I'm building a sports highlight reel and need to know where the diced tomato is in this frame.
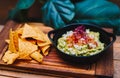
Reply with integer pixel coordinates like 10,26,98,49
66,27,98,48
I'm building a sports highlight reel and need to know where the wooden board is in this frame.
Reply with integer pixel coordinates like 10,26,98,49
0,20,113,77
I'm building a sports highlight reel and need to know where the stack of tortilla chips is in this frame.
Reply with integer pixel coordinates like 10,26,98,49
2,23,51,64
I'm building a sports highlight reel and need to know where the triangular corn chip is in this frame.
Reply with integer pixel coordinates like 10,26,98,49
2,50,19,64
3,23,52,64
13,30,19,51
37,34,51,47
8,29,17,52
26,38,36,44
18,52,32,60
18,38,38,60
41,45,50,56
15,27,23,35
21,23,45,41
28,23,54,33
30,50,43,63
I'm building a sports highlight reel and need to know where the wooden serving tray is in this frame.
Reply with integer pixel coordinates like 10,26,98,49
0,20,113,78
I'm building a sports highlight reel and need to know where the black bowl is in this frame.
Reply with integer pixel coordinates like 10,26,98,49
48,23,116,64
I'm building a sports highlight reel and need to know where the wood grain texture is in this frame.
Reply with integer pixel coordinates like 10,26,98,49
95,46,113,77
0,20,113,77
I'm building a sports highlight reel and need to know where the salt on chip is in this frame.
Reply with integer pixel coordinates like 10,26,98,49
21,23,45,41
18,38,38,60
30,50,43,63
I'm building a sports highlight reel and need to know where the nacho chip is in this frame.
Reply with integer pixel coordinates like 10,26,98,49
2,50,19,64
26,38,36,44
41,45,50,56
18,38,38,60
13,30,19,51
8,29,17,52
28,23,54,34
37,34,51,47
44,34,51,44
18,38,38,52
18,52,32,60
3,23,52,64
30,50,43,63
2,50,12,62
15,27,23,35
21,23,45,41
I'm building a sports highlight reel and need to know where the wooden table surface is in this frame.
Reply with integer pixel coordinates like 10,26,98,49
0,20,120,78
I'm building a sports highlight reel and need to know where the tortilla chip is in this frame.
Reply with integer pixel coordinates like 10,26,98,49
18,38,38,60
37,34,51,47
18,38,38,52
8,29,17,53
44,34,51,44
26,38,36,44
13,31,19,51
28,23,54,33
37,41,50,47
18,52,32,60
21,23,45,41
3,23,52,64
32,26,46,37
30,50,43,63
41,45,50,56
15,27,23,35
2,50,19,64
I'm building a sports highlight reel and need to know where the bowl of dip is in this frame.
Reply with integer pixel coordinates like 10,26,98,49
48,23,116,64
